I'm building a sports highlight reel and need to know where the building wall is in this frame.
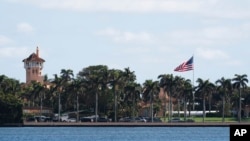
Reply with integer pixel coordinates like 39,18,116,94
26,67,43,84
23,107,53,115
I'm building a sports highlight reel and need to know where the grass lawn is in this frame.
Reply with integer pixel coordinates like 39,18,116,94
193,117,250,122
192,117,237,122
161,117,250,123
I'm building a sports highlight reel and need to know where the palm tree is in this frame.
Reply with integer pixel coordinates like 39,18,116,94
196,78,215,122
158,74,175,121
173,76,186,119
123,82,141,120
108,69,124,122
37,83,46,117
60,69,74,83
123,67,136,83
0,75,8,92
232,74,248,122
77,65,109,122
60,69,74,112
173,77,192,120
142,80,159,122
182,79,193,120
215,77,232,122
158,74,168,122
67,78,88,122
51,74,63,120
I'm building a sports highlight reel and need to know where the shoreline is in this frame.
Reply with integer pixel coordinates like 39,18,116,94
2,122,250,127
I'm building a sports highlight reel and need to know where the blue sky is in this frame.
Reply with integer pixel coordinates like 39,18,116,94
0,0,250,85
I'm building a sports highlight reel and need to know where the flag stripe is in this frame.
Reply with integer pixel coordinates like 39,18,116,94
174,56,194,72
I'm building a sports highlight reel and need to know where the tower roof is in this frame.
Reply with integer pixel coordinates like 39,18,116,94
23,52,45,62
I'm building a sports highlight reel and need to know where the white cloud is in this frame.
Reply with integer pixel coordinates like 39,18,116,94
196,48,229,60
17,22,35,34
9,0,201,12
200,0,250,19
7,0,250,19
165,29,216,46
96,28,154,43
225,60,243,67
0,35,13,46
203,27,244,40
165,24,250,46
0,47,29,58
96,24,250,48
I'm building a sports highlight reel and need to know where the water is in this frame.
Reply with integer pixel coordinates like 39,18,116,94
0,127,229,141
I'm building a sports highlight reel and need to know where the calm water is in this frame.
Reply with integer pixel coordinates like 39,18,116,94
0,127,229,141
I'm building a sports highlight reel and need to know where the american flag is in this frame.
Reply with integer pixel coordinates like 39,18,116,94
174,56,194,72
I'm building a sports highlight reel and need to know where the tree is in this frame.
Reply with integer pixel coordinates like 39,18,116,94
32,81,47,116
215,77,232,122
142,80,160,122
66,78,87,122
158,74,175,121
172,76,186,118
232,74,248,122
173,77,192,120
196,78,215,122
0,75,22,124
50,74,63,120
60,69,74,111
123,82,141,120
60,69,74,83
182,79,193,120
158,74,169,122
77,65,109,122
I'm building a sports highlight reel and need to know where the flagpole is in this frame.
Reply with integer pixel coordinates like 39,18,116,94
174,55,195,112
192,67,195,111
192,55,195,111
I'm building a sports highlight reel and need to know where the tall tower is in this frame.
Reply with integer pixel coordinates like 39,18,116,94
23,47,45,84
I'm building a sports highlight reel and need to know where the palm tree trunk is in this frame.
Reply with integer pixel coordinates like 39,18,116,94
203,96,205,123
95,91,98,122
178,99,180,118
28,100,31,107
209,95,211,113
114,90,117,122
192,91,195,111
77,94,79,122
168,92,171,121
184,97,187,121
132,95,135,121
150,93,153,122
239,89,241,123
188,100,191,117
40,96,43,117
170,92,172,121
164,91,167,122
32,98,35,107
58,92,61,122
222,96,225,122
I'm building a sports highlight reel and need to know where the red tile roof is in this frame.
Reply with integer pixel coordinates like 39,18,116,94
23,53,45,62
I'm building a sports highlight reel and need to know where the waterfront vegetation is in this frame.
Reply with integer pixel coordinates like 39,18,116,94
0,65,250,124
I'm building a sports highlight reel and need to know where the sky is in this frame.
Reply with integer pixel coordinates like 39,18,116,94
0,0,250,85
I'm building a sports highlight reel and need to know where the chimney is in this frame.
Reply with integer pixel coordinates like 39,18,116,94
36,46,39,57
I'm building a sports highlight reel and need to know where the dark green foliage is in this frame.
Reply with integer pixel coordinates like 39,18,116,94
0,93,23,124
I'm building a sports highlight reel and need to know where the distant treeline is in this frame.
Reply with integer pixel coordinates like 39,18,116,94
0,65,250,124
